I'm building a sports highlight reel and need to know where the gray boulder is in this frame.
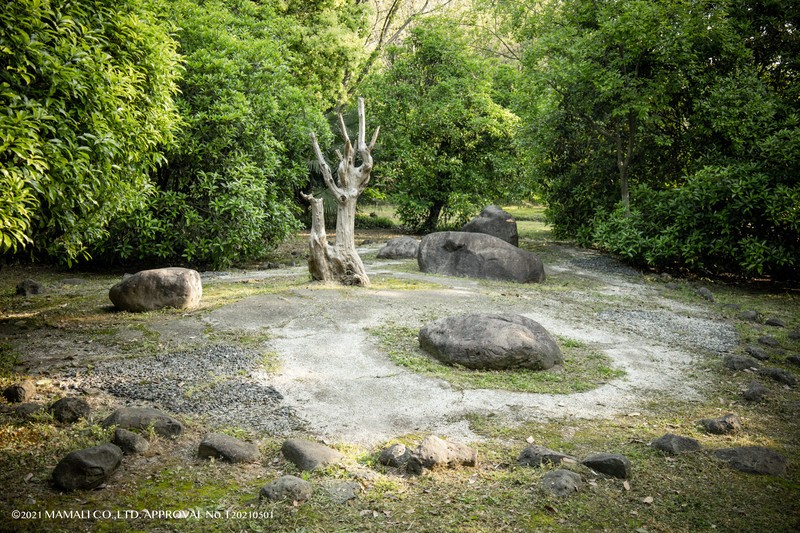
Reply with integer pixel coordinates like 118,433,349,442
714,446,787,476
198,433,259,463
743,381,770,402
14,402,45,420
281,439,343,471
765,317,786,328
377,237,419,259
16,279,42,296
407,435,477,475
541,469,583,497
740,310,760,322
113,428,150,455
3,380,36,403
758,336,780,347
699,413,742,435
581,453,631,479
52,443,123,491
326,481,361,504
379,443,411,468
695,287,714,302
724,355,759,371
745,346,770,361
102,407,184,438
50,397,91,423
259,475,312,502
418,231,545,283
517,445,576,467
419,313,562,371
650,433,701,454
109,267,202,312
759,367,797,386
460,205,519,246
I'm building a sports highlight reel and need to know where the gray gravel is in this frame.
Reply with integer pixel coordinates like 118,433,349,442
67,345,300,434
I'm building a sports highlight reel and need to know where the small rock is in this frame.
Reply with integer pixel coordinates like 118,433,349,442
16,279,42,296
724,355,759,371
14,402,45,420
52,444,123,491
743,381,770,402
739,310,760,322
745,346,770,361
102,407,183,438
787,355,800,366
764,318,786,328
376,236,419,259
259,475,312,502
664,282,680,290
713,446,787,476
326,481,361,504
50,397,91,423
407,435,478,475
699,413,742,434
541,469,583,497
3,380,36,403
650,433,701,454
198,433,259,463
60,278,86,286
581,453,631,479
695,287,714,302
113,428,150,455
281,439,342,471
517,445,576,466
788,329,800,341
758,336,780,348
379,444,411,468
759,367,797,386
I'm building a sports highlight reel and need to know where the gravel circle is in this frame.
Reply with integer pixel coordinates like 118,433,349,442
66,345,299,434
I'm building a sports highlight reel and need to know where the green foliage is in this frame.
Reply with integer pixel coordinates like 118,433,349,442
98,0,365,268
362,17,524,232
0,0,181,263
514,0,800,278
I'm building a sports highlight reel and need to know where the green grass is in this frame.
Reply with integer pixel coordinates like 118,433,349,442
368,323,624,394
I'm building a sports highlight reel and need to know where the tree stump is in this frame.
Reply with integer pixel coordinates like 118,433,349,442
304,98,379,286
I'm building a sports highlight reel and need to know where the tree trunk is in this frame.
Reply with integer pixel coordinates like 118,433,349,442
304,97,380,286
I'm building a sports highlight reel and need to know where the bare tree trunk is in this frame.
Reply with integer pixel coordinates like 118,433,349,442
304,97,380,286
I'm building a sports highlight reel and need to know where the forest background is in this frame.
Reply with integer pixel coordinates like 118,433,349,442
1,0,797,278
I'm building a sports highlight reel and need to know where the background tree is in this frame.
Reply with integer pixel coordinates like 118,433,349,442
0,0,180,263
363,16,522,232
97,0,367,268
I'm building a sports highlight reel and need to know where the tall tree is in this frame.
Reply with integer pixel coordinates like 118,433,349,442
363,17,521,232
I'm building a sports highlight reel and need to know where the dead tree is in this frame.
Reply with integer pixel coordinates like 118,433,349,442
303,97,380,286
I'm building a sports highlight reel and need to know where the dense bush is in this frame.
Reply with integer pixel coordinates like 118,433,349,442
0,0,180,263
97,0,364,268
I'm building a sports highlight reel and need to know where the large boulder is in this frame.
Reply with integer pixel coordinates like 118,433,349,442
109,267,202,312
419,313,562,371
198,433,260,463
417,232,544,283
406,435,477,475
52,444,122,491
281,439,343,471
377,236,419,259
460,205,518,246
102,407,184,438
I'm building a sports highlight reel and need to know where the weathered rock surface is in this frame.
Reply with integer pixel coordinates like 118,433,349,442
419,313,562,371
50,397,91,423
376,236,419,259
16,279,42,296
541,469,583,497
745,346,770,361
695,287,714,302
113,428,150,455
765,318,786,328
3,380,36,403
743,381,770,402
259,475,312,502
758,336,780,348
759,367,797,386
326,481,361,504
14,402,44,420
52,444,123,491
699,413,742,435
724,355,759,371
407,435,477,475
417,231,545,283
109,267,202,312
281,439,342,471
739,310,760,322
460,205,519,246
198,433,259,463
713,446,787,476
102,407,184,438
650,433,701,454
379,443,411,468
581,453,631,479
517,445,576,466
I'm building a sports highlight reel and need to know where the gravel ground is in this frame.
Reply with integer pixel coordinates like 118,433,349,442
59,242,738,446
